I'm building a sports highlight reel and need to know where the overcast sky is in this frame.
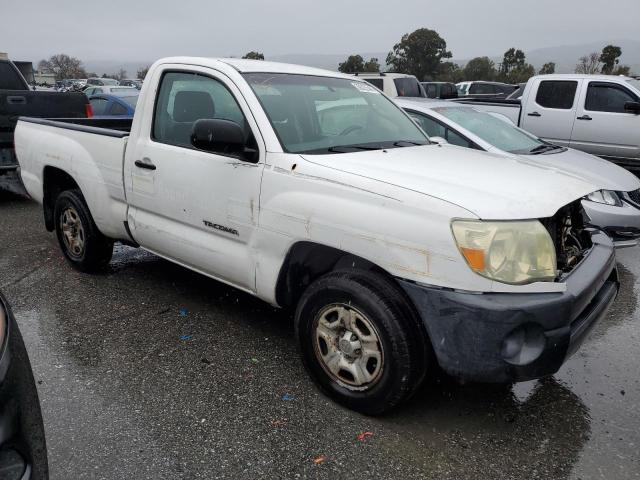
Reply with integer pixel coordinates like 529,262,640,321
2,0,638,63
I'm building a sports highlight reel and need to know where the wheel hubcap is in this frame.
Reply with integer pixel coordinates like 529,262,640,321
313,304,384,390
60,207,85,258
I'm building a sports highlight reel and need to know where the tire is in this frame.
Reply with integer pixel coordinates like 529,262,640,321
53,189,113,272
295,269,431,415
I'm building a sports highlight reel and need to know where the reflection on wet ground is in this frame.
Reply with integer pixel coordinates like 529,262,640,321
1,192,639,479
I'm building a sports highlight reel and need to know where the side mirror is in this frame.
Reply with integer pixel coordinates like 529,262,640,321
624,101,640,114
430,136,448,145
191,118,256,161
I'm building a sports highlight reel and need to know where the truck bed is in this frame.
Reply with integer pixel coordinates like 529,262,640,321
15,117,131,240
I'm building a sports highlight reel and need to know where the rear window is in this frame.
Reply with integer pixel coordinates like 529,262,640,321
0,62,27,90
393,78,423,97
535,81,578,109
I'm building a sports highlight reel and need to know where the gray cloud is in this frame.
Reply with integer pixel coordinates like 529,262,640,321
2,0,638,66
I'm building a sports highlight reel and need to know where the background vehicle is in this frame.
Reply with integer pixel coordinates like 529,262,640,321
353,72,426,97
86,77,119,86
88,93,137,118
119,79,142,89
456,81,518,98
421,81,458,99
0,292,49,480
83,85,138,96
0,58,90,194
506,82,526,100
399,98,640,246
15,57,620,414
454,74,640,173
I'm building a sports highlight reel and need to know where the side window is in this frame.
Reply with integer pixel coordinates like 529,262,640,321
364,78,384,90
535,81,578,109
89,98,109,115
446,129,472,148
109,101,128,116
408,112,446,137
585,82,638,113
153,71,249,148
426,84,437,98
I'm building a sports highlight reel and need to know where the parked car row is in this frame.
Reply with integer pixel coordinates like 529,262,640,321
454,74,640,172
13,56,631,415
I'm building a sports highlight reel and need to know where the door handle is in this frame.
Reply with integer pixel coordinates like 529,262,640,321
577,115,592,121
527,111,541,117
134,159,156,170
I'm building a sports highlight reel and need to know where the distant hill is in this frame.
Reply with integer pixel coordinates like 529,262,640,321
81,39,640,77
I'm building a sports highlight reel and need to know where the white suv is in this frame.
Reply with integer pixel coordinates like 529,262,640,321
352,72,425,98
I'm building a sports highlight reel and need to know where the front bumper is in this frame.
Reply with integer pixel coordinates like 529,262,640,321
398,231,619,383
582,199,640,246
0,294,48,479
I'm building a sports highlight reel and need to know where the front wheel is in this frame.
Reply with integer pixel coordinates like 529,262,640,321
54,189,114,272
295,269,431,415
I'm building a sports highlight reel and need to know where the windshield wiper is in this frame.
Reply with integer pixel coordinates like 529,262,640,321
327,144,385,153
529,144,562,154
393,140,426,147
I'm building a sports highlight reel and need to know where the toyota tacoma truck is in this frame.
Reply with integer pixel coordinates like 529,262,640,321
1,57,90,194
14,58,619,414
454,74,640,173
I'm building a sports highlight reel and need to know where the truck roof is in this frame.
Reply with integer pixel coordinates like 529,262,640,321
533,73,634,82
156,56,355,80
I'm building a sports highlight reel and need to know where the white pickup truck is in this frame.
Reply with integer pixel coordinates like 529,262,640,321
15,58,619,414
455,74,640,172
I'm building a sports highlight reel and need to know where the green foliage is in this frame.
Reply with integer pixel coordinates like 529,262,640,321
539,62,556,75
242,51,265,60
497,48,535,83
463,57,496,81
436,62,465,83
386,28,452,81
338,55,380,73
600,45,622,74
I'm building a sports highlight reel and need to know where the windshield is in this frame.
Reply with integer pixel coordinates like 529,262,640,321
433,106,545,154
101,78,119,86
243,73,428,154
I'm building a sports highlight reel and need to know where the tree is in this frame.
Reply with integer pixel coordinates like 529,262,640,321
137,65,150,80
242,51,265,60
436,62,464,83
386,28,452,81
539,62,556,75
37,54,87,80
613,65,631,76
338,55,379,73
463,57,496,81
497,48,535,83
600,45,622,74
575,52,601,74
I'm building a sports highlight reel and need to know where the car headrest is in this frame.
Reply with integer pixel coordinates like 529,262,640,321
173,91,215,122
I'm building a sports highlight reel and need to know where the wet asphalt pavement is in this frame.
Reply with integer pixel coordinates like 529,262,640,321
0,191,638,480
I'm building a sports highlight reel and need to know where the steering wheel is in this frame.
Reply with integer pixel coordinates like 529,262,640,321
339,125,364,136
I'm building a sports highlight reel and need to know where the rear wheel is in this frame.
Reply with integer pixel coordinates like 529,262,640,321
54,189,113,272
295,269,431,415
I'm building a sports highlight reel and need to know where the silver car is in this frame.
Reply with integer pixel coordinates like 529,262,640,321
397,98,640,247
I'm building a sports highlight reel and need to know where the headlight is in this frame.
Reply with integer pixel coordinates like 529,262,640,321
451,220,557,285
585,190,622,207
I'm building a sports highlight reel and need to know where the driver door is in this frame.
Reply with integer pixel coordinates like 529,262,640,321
124,65,265,292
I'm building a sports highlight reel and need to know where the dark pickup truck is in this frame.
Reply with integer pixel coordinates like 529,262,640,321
1,59,90,194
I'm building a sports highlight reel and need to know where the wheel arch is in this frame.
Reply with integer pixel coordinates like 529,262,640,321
42,166,81,231
275,241,398,309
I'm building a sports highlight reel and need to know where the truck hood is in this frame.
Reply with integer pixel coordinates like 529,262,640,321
301,144,600,220
511,148,640,192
